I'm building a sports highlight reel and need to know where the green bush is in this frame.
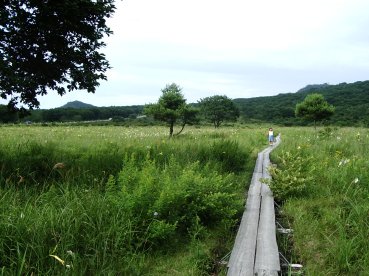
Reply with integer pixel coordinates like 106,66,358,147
105,154,243,250
197,139,249,173
269,150,313,201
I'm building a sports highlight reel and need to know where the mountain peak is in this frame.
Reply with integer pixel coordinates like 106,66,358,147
60,101,96,109
296,83,330,93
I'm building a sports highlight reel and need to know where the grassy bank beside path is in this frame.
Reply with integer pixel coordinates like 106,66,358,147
270,127,369,275
0,125,267,275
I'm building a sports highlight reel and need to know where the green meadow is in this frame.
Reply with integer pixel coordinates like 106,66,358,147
0,125,265,275
1,125,368,275
270,127,369,275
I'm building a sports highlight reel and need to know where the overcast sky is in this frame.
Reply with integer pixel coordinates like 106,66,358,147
9,0,369,108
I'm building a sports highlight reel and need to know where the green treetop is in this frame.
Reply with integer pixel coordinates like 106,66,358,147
295,93,335,128
198,95,240,128
144,83,198,137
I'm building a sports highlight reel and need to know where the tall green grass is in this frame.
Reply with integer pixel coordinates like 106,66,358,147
271,127,369,275
0,125,266,275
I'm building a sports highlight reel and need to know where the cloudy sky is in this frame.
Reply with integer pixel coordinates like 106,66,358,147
12,0,369,108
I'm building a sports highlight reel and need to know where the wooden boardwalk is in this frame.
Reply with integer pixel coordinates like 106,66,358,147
227,136,281,276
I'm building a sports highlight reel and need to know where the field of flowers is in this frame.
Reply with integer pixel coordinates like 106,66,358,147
0,124,267,275
270,127,369,275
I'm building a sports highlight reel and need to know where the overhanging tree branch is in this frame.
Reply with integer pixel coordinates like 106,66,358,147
0,0,116,110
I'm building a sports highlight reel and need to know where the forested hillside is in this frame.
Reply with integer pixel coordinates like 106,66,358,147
1,81,369,125
61,101,97,109
0,105,145,123
234,80,369,126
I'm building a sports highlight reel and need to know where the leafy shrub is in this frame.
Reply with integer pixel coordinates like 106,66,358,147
105,154,243,249
197,139,249,173
269,150,313,201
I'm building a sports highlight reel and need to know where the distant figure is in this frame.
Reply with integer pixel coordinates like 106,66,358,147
268,128,274,145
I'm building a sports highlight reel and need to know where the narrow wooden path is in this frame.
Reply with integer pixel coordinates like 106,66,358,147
227,135,281,276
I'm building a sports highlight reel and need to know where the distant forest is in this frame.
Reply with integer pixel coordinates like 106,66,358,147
0,103,144,124
1,80,369,126
234,80,369,126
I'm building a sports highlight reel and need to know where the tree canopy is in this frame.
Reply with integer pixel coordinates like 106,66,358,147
295,93,335,127
198,95,239,128
0,0,115,109
144,83,198,136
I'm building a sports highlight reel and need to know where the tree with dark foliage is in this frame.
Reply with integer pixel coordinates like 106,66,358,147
295,93,335,128
0,0,115,110
144,83,198,137
199,95,240,128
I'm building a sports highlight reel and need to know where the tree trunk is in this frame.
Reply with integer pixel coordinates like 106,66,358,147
175,123,186,136
169,121,174,137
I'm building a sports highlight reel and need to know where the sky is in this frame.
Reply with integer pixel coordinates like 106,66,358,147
5,0,369,108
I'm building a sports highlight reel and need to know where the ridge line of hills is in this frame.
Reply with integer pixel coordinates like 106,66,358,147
1,80,369,126
60,83,334,110
234,80,369,125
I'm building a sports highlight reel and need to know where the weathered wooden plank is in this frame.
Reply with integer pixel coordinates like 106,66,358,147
254,194,280,273
254,153,264,174
260,182,272,197
227,193,261,275
248,172,262,196
262,152,271,179
254,269,279,276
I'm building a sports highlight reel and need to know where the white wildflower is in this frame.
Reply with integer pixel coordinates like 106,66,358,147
339,159,350,166
153,211,159,217
353,178,359,184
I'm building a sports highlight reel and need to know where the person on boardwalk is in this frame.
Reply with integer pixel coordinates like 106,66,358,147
268,127,274,145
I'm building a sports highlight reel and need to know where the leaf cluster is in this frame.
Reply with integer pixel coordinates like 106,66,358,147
295,93,335,122
269,150,313,201
198,95,240,128
144,83,199,136
105,153,243,250
0,0,115,109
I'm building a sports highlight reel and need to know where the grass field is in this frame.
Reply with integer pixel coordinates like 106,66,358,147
1,124,368,275
270,127,369,275
0,124,266,275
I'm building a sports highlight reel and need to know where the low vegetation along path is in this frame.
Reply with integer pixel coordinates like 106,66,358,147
227,136,281,276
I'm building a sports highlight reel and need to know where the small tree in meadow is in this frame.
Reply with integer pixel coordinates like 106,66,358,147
144,83,198,137
295,93,335,128
198,95,239,128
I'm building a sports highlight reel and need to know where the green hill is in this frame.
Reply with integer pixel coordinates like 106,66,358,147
234,80,369,126
60,101,96,109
